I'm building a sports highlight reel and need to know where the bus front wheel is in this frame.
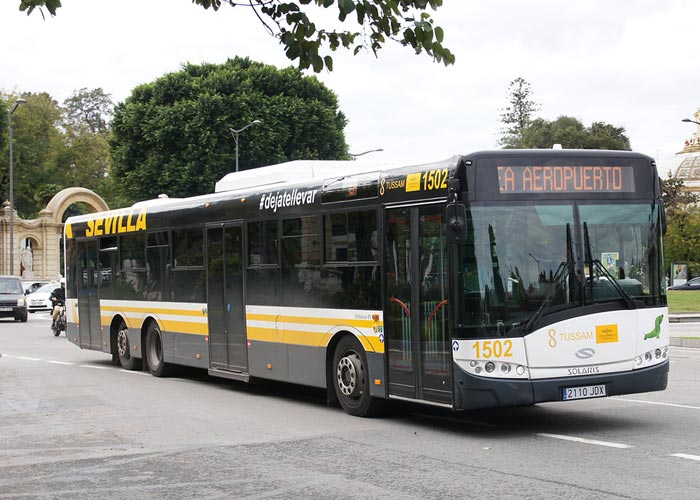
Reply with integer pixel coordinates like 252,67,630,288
332,335,379,417
116,321,141,371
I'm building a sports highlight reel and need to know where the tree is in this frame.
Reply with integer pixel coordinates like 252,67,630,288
1,91,64,218
63,87,113,136
499,77,539,148
519,116,631,150
660,174,700,276
56,88,113,201
2,89,116,217
109,57,348,203
18,0,455,73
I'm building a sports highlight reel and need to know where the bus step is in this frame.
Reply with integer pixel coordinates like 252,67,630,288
209,368,250,383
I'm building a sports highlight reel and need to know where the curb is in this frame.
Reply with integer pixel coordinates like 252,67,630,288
670,338,700,349
669,316,700,323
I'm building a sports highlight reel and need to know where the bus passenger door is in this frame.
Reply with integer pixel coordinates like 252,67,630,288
207,224,248,373
76,239,102,350
385,205,452,405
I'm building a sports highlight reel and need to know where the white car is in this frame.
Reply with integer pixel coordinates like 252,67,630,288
26,282,59,312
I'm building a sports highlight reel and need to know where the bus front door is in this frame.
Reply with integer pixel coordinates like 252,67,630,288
385,205,452,405
206,224,248,373
76,239,102,350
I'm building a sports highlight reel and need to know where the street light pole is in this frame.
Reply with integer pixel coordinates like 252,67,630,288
682,118,700,126
230,119,261,172
7,98,27,276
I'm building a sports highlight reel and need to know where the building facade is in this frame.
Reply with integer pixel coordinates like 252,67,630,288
0,187,109,280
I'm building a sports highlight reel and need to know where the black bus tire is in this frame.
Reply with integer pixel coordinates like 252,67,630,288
332,335,380,417
146,322,171,377
117,321,141,371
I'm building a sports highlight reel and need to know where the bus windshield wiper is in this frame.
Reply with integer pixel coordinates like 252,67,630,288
524,223,574,333
583,222,636,309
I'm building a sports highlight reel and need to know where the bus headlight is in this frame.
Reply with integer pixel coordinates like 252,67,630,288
485,362,495,373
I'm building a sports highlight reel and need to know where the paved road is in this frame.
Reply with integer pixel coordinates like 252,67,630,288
1,316,700,499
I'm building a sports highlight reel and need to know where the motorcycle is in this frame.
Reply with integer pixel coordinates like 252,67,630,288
52,303,66,337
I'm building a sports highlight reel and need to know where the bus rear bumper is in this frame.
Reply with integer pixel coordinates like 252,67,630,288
453,360,669,410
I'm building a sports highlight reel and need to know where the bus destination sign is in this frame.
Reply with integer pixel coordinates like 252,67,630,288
497,165,635,194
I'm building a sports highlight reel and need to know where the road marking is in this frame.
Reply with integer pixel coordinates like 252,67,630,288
79,364,110,370
46,360,74,365
671,453,700,462
16,356,42,361
614,397,700,411
536,433,633,449
120,369,149,376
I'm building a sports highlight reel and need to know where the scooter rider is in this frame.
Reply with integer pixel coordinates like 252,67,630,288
50,278,66,330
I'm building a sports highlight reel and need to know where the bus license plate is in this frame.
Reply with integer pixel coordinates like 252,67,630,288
562,384,606,401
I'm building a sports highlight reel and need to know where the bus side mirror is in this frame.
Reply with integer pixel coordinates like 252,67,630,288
446,203,467,243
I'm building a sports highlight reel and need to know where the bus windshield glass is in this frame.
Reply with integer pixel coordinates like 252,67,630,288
454,202,665,339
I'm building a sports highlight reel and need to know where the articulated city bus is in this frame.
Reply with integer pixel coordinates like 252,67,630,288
64,149,669,416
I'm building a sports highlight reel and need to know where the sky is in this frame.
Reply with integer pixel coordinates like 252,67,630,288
2,0,699,172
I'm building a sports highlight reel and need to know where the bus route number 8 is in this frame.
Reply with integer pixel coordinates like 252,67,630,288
472,340,513,359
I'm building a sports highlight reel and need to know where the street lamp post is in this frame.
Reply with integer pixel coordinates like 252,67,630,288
682,118,700,126
230,119,261,172
7,98,26,276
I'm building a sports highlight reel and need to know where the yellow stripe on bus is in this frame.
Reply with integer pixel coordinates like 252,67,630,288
246,313,382,330
100,315,209,336
101,305,207,317
247,326,384,353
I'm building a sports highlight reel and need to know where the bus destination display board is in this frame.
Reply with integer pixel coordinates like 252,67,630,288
497,165,635,194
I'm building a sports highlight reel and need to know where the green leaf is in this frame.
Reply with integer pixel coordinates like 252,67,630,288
338,0,355,15
311,54,324,72
324,55,334,71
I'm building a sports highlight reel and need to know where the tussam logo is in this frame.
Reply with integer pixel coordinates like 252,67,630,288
259,189,318,212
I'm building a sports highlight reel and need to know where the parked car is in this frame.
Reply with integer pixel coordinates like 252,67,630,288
21,280,50,295
668,277,700,291
0,275,28,322
26,282,59,312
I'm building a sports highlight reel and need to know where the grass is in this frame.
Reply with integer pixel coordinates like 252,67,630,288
667,290,700,313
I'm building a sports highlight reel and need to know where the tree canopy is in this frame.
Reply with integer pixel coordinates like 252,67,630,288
18,0,455,73
1,89,114,218
518,116,631,150
499,78,630,150
109,57,348,203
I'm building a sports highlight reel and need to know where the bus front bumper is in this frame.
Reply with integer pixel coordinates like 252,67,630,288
452,359,669,410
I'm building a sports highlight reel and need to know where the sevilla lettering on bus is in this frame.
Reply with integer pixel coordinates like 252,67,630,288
85,207,147,237
259,188,318,212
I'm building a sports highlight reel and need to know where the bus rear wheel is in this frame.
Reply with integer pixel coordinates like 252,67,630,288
146,322,171,377
116,321,141,371
332,335,380,417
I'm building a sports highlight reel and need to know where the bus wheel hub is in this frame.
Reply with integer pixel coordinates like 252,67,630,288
117,330,128,357
337,353,363,397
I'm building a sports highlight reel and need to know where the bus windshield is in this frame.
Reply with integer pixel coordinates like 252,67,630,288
454,202,665,339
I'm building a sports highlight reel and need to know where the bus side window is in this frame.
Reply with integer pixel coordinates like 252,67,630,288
281,216,320,307
247,220,280,306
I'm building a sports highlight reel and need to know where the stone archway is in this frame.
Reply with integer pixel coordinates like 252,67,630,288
1,187,109,279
